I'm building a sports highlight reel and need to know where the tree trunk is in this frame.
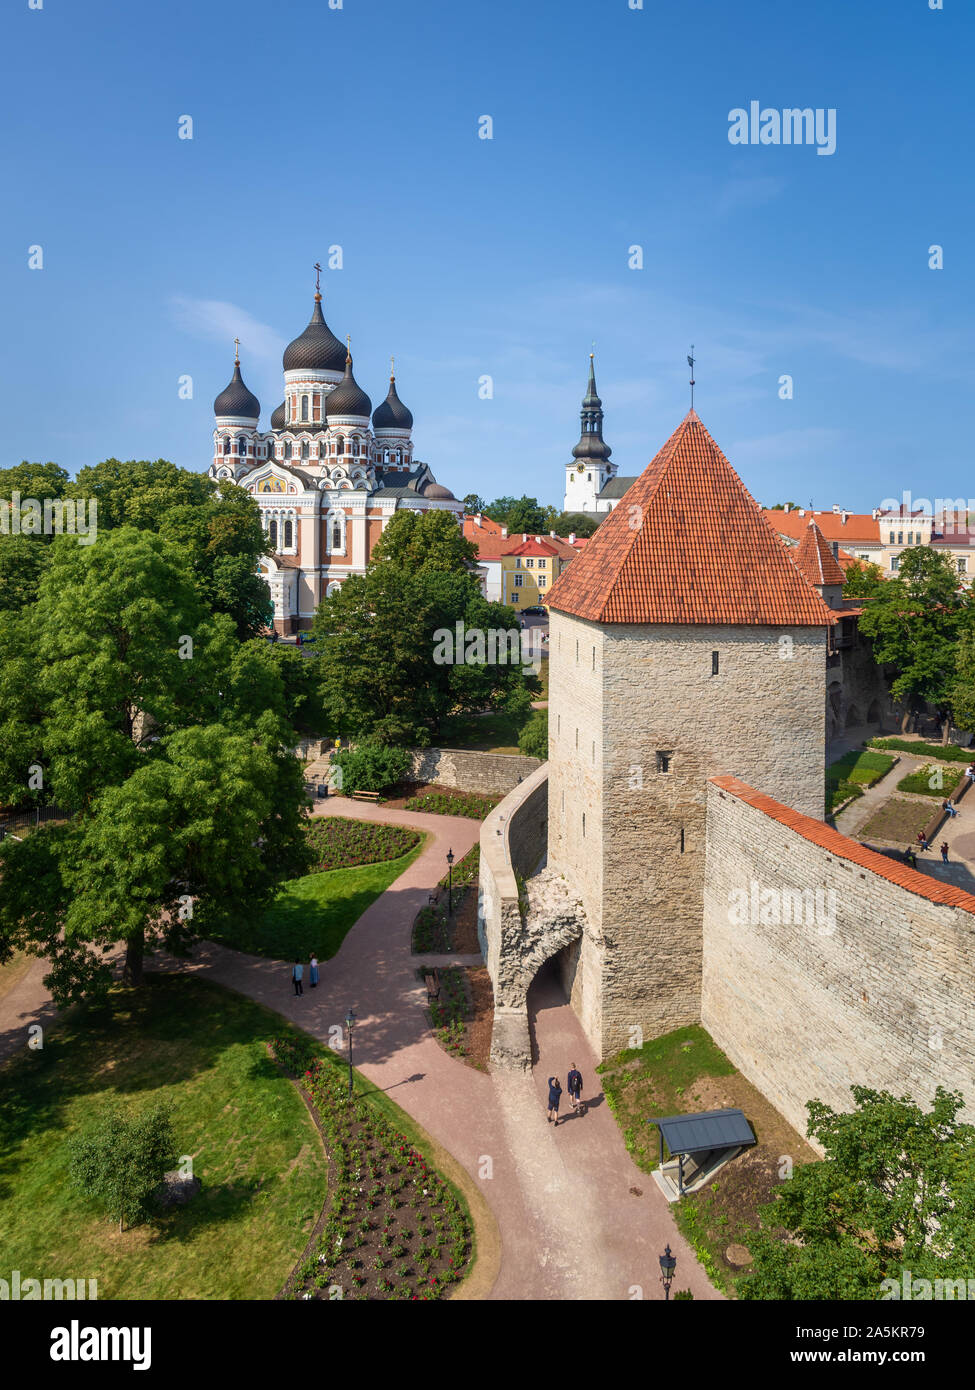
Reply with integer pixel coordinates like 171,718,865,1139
942,718,951,746
901,708,913,733
123,929,144,987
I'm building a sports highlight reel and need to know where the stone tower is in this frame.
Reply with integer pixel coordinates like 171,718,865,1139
544,410,833,1058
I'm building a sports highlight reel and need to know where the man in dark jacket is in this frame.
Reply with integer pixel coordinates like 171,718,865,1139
567,1065,584,1111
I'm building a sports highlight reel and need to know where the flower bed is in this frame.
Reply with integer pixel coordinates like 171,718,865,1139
271,1034,473,1301
439,843,480,891
427,967,471,1060
304,817,420,872
412,903,451,953
403,789,500,819
869,737,973,763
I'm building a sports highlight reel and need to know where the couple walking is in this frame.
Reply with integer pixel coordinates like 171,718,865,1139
291,955,320,996
546,1066,584,1126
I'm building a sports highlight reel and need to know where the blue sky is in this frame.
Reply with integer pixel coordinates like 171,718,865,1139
0,0,970,511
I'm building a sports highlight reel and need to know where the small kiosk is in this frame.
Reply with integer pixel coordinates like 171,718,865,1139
650,1108,756,1202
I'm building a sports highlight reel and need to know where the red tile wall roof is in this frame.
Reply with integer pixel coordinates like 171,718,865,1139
711,775,975,915
794,519,847,587
546,411,834,626
767,510,881,544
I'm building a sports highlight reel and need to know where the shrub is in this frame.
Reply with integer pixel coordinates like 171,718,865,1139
68,1101,178,1233
332,743,411,795
404,790,499,819
518,709,548,759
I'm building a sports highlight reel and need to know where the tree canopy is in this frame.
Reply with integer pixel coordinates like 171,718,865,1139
739,1087,975,1299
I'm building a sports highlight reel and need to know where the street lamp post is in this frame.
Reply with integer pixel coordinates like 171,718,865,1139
659,1244,677,1301
446,848,454,918
345,1008,356,1099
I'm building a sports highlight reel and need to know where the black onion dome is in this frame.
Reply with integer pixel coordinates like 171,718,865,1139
213,362,260,419
325,355,372,418
270,401,286,429
372,374,413,431
283,295,347,372
572,435,612,462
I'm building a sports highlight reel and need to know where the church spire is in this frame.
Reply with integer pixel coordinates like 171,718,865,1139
571,352,612,463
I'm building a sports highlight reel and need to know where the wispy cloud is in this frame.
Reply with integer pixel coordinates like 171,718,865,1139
169,296,286,363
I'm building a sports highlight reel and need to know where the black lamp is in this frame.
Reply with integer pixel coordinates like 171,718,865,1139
659,1244,677,1300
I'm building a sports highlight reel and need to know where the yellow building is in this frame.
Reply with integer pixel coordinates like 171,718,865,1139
500,533,585,610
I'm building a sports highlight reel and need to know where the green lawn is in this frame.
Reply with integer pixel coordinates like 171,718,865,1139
896,764,959,798
826,749,896,814
0,975,327,1300
436,710,527,754
208,837,425,961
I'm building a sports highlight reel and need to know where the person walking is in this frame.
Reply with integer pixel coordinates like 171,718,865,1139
292,959,304,996
547,1076,563,1127
567,1064,584,1112
309,954,320,988
940,841,950,864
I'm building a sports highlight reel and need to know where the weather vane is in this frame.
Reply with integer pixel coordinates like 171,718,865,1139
688,346,696,410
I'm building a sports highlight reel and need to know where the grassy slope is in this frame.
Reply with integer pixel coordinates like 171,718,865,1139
0,975,327,1300
208,837,425,961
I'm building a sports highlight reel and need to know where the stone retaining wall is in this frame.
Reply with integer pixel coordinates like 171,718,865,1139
410,747,541,797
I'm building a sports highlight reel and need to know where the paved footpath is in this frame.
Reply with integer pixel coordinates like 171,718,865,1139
0,796,719,1301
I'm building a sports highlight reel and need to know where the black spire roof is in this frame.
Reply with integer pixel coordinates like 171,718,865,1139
325,354,372,419
283,294,346,373
571,353,612,462
372,371,413,431
213,361,260,419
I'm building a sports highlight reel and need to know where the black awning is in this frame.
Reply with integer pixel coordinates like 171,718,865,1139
651,1108,756,1156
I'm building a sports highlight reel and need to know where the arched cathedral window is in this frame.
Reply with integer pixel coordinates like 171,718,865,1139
223,437,230,454
301,395,309,422
269,519,278,549
284,518,293,548
332,520,342,550
301,440,309,460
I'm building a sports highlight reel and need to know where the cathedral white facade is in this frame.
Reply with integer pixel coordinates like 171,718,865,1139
562,356,636,516
209,276,462,633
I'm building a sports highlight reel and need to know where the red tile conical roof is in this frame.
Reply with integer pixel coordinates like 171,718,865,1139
794,518,847,587
546,411,834,626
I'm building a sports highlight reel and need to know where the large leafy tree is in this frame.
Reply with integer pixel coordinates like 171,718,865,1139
842,558,886,598
856,547,974,738
0,462,70,614
69,1101,178,1233
549,511,599,538
483,495,557,534
65,460,272,638
314,511,538,745
739,1087,975,1299
0,528,310,1000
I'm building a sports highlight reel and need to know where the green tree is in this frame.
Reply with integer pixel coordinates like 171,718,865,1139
0,529,310,999
463,493,487,514
370,507,478,574
948,628,975,736
69,1101,179,1233
842,559,886,598
518,709,548,758
739,1087,975,1300
767,501,799,511
331,742,412,794
0,462,70,613
856,547,973,740
550,512,600,538
483,495,555,535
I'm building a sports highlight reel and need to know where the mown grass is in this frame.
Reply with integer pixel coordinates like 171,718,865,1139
0,975,327,1300
208,837,426,961
896,764,959,798
825,749,895,814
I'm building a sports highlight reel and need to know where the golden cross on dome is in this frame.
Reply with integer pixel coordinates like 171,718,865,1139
234,337,240,365
314,262,322,294
390,355,395,381
346,334,352,364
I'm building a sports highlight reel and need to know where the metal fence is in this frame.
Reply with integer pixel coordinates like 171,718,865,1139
0,804,70,840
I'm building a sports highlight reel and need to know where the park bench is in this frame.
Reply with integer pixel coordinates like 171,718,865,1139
424,968,441,1001
350,789,381,803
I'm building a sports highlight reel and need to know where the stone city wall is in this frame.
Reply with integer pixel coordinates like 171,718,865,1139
702,777,975,1144
409,747,541,798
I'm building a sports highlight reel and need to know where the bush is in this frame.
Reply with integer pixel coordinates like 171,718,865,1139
69,1101,178,1233
896,765,961,798
332,743,411,795
518,710,548,759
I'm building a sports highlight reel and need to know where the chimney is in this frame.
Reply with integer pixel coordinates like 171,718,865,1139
523,532,527,542
798,508,805,517
501,527,508,538
569,532,576,544
549,530,557,538
476,513,482,524
871,508,878,519
784,502,791,512
841,511,848,525
832,503,840,513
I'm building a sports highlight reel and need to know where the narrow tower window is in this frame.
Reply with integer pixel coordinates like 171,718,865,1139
711,650,719,676
680,828,685,853
656,750,672,773
301,395,309,422
284,519,293,548
269,519,278,549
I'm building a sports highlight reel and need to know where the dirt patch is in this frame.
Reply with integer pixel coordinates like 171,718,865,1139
858,797,934,845
465,968,494,1071
449,886,481,955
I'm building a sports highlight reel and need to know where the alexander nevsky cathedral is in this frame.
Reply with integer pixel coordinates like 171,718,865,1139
209,272,462,633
